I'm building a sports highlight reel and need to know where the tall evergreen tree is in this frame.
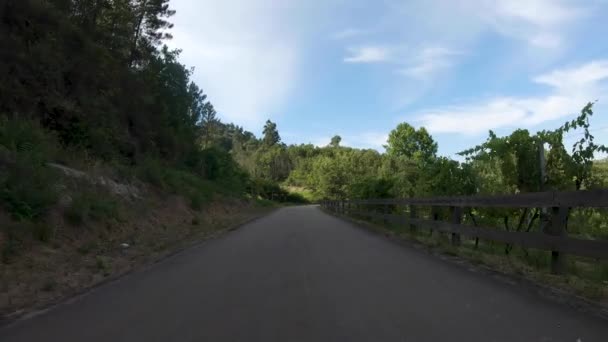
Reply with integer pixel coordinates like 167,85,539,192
262,120,281,147
201,102,219,148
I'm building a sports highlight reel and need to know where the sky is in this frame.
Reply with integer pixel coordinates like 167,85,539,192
167,0,608,158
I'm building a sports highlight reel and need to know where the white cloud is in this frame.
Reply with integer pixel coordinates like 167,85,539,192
489,0,583,26
533,60,608,90
416,60,608,135
167,0,304,129
463,0,586,49
344,46,391,63
380,0,590,50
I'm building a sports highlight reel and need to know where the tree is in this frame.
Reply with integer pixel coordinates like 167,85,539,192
129,0,175,66
330,135,341,147
252,146,291,182
385,123,437,164
262,120,281,147
201,102,218,148
558,102,608,190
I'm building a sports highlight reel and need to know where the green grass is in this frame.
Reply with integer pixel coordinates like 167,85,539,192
65,190,121,226
136,158,225,210
255,198,275,207
95,255,111,276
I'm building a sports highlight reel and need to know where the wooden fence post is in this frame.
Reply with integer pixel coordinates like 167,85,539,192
384,203,389,224
548,206,568,274
451,206,462,246
409,205,417,233
430,207,439,236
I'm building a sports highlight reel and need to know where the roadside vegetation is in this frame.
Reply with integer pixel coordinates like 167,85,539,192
339,212,608,305
2,0,608,320
0,0,299,319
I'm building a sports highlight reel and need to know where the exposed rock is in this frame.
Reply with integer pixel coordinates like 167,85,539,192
47,163,141,199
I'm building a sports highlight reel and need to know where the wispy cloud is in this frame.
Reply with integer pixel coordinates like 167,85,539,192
483,0,587,48
337,0,595,103
399,47,462,80
534,60,608,90
167,0,306,129
344,46,391,63
416,60,608,135
331,28,368,40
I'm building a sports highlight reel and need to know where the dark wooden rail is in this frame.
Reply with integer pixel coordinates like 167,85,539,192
321,189,608,274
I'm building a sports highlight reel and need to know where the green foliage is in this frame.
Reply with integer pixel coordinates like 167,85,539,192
251,146,292,182
3,1,608,271
330,135,342,148
262,120,281,147
284,192,309,204
461,103,607,192
559,103,608,189
385,123,437,165
0,120,60,221
0,161,59,221
1,221,54,263
95,255,111,275
200,102,218,148
65,191,120,225
249,177,284,199
135,151,250,209
1,0,202,166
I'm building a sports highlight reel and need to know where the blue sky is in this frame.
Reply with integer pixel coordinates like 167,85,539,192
167,0,608,158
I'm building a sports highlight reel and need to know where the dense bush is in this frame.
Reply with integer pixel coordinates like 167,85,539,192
0,119,59,221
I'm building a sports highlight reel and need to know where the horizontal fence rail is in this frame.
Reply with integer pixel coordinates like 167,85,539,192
347,189,608,208
320,189,608,273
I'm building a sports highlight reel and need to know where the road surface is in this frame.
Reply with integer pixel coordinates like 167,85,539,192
1,205,607,341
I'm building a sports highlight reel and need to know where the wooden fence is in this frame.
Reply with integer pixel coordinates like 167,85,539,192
321,189,608,274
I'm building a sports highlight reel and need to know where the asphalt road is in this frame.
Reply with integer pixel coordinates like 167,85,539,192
1,205,607,341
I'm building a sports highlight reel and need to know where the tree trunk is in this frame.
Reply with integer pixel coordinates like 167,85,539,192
129,0,148,66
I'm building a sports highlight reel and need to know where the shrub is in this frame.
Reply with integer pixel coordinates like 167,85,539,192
1,158,59,221
95,255,111,275
285,192,308,204
0,118,58,163
189,191,204,210
0,118,60,221
64,190,120,225
136,158,166,188
1,226,22,263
